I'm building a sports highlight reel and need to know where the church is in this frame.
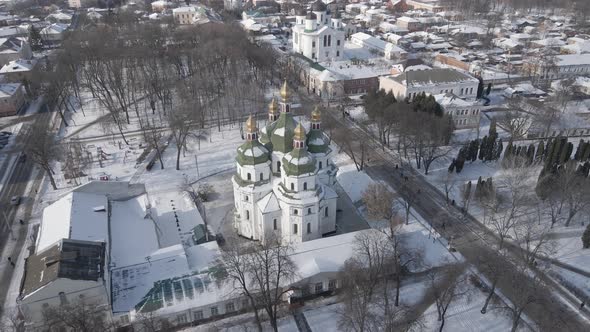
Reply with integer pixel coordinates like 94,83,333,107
292,0,346,63
232,82,339,244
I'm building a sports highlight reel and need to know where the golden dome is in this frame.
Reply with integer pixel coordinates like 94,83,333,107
246,114,257,133
311,106,321,122
280,81,290,101
269,98,278,114
294,123,306,141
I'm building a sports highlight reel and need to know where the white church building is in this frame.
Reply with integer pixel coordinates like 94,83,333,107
292,0,346,63
232,82,338,244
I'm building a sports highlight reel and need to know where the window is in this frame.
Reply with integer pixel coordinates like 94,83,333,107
319,161,323,169
337,40,340,46
303,182,307,190
323,35,327,47
59,292,68,306
315,282,323,293
293,224,298,234
245,195,249,202
324,207,329,217
226,302,235,312
194,310,204,320
211,306,218,316
308,208,312,215
247,173,251,181
460,88,464,95
177,314,187,324
307,223,311,234
273,219,277,230
277,161,281,172
312,41,316,48
336,51,340,57
260,173,263,181
246,210,250,220
328,279,337,290
290,183,295,190
328,35,331,46
293,209,298,215
120,315,130,324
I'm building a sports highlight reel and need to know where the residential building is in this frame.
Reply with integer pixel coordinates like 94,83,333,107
68,0,82,8
151,0,174,12
396,16,421,32
292,1,346,62
45,12,73,24
406,0,445,12
0,58,39,93
0,37,28,67
525,54,590,81
379,68,480,100
0,83,25,117
40,23,68,43
233,82,338,244
350,32,407,60
435,93,483,129
172,5,221,25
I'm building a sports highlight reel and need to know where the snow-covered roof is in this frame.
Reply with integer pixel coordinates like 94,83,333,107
37,191,109,253
0,83,21,98
257,191,281,213
41,23,68,35
555,54,590,66
390,68,478,87
0,58,37,74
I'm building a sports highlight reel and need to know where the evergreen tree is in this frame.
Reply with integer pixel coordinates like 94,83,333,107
489,119,497,138
479,136,488,160
494,139,503,160
468,140,479,162
536,141,545,163
502,141,513,168
574,140,585,161
486,138,496,161
583,223,590,249
448,159,456,173
29,26,43,51
582,142,590,162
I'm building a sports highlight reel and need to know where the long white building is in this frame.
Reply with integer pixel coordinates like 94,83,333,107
379,68,480,100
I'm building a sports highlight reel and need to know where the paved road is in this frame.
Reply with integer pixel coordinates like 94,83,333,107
294,89,590,331
0,105,53,317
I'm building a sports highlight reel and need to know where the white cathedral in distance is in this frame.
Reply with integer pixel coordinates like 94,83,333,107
232,82,338,244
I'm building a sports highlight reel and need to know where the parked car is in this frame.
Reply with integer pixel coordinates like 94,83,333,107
10,196,20,205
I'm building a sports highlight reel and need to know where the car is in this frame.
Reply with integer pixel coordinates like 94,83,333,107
19,154,26,163
10,196,20,206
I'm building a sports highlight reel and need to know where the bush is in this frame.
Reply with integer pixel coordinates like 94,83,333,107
583,223,590,249
197,183,215,202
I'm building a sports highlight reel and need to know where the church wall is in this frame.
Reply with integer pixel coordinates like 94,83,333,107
321,196,338,234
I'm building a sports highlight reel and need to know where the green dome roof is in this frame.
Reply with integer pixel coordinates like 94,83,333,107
259,122,276,150
236,140,270,166
282,148,316,176
306,129,329,154
269,112,298,153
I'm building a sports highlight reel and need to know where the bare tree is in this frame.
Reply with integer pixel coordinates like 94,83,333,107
477,250,507,314
443,173,456,205
427,263,468,332
497,109,530,140
19,120,62,190
334,126,368,171
213,234,264,332
168,101,199,171
247,234,296,332
42,299,113,332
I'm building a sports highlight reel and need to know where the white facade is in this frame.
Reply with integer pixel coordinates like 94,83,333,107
173,6,198,25
292,1,346,63
379,68,480,100
534,54,590,81
350,32,407,60
68,0,81,8
435,93,483,129
232,84,338,245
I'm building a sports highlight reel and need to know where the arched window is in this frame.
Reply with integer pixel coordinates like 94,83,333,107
260,173,264,181
323,35,327,47
303,182,307,190
277,161,281,172
293,209,298,215
307,223,311,234
308,208,312,214
324,207,329,217
247,173,251,181
246,210,250,220
273,219,277,230
290,183,295,190
319,161,323,169
293,224,298,234
328,35,331,46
